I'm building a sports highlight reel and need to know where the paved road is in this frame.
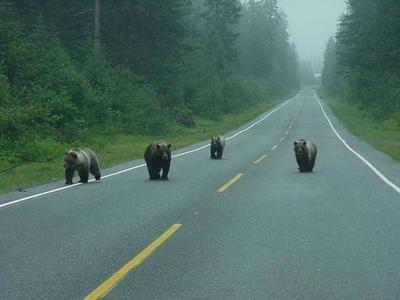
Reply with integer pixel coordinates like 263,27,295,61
1,87,399,299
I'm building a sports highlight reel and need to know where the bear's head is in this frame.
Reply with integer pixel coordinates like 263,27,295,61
64,150,78,168
293,139,307,157
211,136,222,147
155,143,171,161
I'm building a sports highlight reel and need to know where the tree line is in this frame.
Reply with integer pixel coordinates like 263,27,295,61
0,0,299,165
321,0,400,122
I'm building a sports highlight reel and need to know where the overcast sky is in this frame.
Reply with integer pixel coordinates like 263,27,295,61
278,0,347,73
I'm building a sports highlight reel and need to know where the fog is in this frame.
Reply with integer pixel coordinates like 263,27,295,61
279,0,347,73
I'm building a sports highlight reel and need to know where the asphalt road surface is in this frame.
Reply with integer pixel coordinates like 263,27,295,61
1,87,400,299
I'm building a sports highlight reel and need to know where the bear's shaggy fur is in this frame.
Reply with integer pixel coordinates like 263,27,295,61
294,139,317,172
63,148,101,184
210,135,225,159
144,141,171,180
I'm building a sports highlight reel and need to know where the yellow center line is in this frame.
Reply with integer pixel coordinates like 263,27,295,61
271,145,278,151
218,173,244,192
279,136,285,142
253,154,267,164
84,224,182,300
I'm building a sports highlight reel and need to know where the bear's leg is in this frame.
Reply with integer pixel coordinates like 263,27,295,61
90,163,101,180
216,149,223,159
148,163,160,180
161,162,170,180
78,169,89,183
153,165,161,179
305,159,313,172
65,169,74,185
309,154,317,172
298,165,306,172
146,162,154,179
210,148,216,159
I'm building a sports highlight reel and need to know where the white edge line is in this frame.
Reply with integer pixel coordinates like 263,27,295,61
0,92,301,209
314,91,400,195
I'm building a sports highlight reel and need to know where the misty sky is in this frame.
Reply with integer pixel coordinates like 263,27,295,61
279,0,347,73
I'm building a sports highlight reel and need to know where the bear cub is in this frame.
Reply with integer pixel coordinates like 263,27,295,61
144,141,171,180
63,148,101,184
293,139,317,172
210,136,225,159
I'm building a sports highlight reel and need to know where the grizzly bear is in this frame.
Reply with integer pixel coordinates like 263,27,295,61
144,141,171,180
63,148,101,184
293,139,317,172
210,135,225,159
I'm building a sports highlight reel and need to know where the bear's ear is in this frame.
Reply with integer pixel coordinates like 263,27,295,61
167,143,171,148
294,141,297,146
156,144,161,149
71,152,78,159
302,141,307,146
217,136,220,140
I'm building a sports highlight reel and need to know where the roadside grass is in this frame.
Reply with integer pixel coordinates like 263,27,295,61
324,97,400,162
0,98,281,194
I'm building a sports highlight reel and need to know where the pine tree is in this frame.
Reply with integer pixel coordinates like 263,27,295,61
322,0,400,121
203,0,242,69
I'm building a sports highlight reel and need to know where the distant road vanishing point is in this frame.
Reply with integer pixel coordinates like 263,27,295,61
1,87,399,299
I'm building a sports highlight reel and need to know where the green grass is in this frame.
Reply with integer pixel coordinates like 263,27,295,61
0,98,282,194
324,96,400,162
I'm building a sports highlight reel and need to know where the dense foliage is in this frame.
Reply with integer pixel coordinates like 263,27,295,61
321,0,400,122
0,0,299,165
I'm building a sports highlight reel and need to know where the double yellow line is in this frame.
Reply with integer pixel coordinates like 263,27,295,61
85,224,182,299
86,170,245,299
253,154,267,164
217,173,244,193
86,171,246,299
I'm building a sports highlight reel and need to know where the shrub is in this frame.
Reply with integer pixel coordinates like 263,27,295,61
170,106,195,127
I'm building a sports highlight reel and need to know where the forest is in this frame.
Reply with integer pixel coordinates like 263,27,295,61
0,0,299,170
321,0,400,124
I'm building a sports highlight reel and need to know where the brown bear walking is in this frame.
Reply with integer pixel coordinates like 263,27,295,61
210,136,225,159
63,148,101,184
144,141,171,180
293,139,317,172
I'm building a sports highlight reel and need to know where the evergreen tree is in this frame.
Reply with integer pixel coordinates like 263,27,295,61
237,1,299,93
0,0,301,164
322,0,400,122
321,37,339,95
203,0,242,70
